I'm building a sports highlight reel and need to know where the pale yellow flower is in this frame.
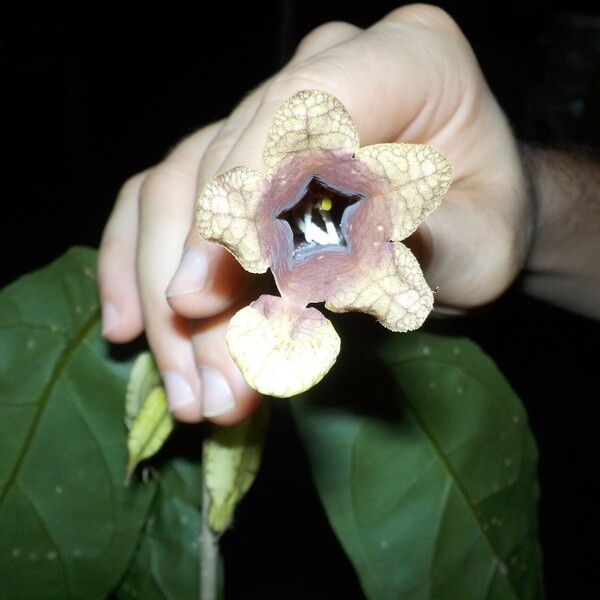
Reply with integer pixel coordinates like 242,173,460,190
196,90,453,397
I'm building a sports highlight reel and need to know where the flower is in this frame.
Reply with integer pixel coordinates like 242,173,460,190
196,90,453,397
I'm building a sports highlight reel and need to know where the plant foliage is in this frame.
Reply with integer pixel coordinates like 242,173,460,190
0,248,201,599
0,248,543,599
293,331,543,599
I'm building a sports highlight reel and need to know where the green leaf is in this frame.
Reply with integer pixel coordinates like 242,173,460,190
204,404,268,533
114,458,203,600
125,352,160,429
126,387,175,484
0,248,157,599
293,331,543,600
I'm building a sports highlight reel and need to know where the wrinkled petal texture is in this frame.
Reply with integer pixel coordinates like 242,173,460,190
226,295,341,398
356,143,454,240
194,89,454,397
196,166,270,273
325,242,433,332
263,90,359,171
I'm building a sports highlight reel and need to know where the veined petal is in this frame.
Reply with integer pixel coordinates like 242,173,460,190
325,242,433,332
263,90,359,170
226,295,340,397
196,166,270,273
356,143,453,240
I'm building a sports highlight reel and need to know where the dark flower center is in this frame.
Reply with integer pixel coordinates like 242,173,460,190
278,175,364,261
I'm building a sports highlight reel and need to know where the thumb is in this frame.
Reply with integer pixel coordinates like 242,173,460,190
414,187,525,308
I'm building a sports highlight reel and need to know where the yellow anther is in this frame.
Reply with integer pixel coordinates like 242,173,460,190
319,197,332,211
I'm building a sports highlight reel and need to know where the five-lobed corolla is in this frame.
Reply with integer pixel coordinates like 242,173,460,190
196,89,453,397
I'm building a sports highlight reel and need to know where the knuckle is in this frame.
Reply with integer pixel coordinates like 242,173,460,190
265,62,340,106
386,4,460,34
139,163,189,210
96,236,114,274
97,235,124,292
167,120,222,164
201,123,242,168
476,212,522,297
116,171,146,203
98,234,119,260
295,21,359,56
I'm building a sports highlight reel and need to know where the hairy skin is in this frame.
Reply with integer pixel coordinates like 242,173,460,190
97,5,599,425
521,146,600,320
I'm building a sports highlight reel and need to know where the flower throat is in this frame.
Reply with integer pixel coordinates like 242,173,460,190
278,175,364,261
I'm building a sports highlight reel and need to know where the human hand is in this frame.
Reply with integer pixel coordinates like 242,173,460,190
98,4,531,424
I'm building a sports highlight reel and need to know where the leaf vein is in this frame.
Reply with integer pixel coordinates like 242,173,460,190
401,389,519,599
0,309,100,507
15,480,69,591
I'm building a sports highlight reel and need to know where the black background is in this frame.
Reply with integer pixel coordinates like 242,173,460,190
3,1,600,598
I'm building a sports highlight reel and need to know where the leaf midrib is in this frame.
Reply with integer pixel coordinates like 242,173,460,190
0,309,100,506
396,362,519,599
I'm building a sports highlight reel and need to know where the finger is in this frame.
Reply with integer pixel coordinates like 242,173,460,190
289,21,362,64
420,186,524,307
196,20,362,188
212,6,513,309
98,172,147,342
216,6,468,178
164,89,264,317
137,123,221,418
167,21,362,321
174,308,260,424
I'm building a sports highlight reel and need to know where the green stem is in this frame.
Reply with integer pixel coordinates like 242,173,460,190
200,446,219,600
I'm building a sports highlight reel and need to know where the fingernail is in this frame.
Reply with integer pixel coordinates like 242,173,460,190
166,247,209,297
101,301,119,336
200,367,235,417
162,371,196,411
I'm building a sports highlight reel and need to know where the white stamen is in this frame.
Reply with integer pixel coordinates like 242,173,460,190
297,213,311,242
327,223,340,242
297,205,342,246
321,210,341,244
307,222,334,245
